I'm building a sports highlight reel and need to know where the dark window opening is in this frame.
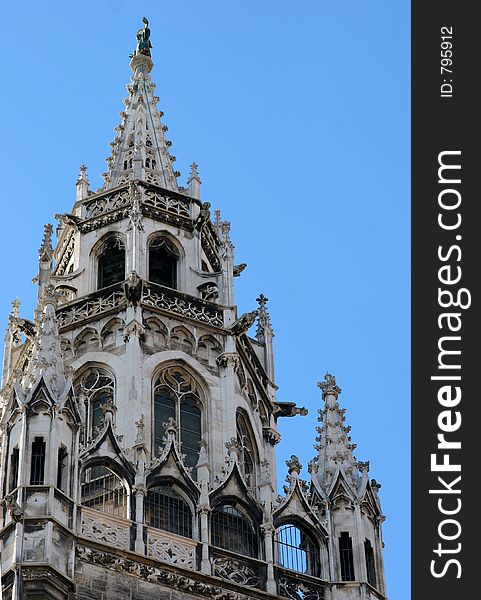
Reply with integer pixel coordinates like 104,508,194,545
30,437,46,485
275,524,320,577
145,483,192,538
201,260,209,273
81,465,127,518
149,238,178,288
180,397,201,472
212,504,258,557
339,532,355,581
9,448,19,492
98,238,125,289
364,539,376,587
57,447,68,492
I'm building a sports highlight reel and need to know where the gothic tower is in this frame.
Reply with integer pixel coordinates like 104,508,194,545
0,20,387,600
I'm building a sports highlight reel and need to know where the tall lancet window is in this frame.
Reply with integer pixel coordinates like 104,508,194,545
153,367,202,472
339,531,355,581
236,410,257,488
74,367,115,438
97,237,125,289
148,236,178,289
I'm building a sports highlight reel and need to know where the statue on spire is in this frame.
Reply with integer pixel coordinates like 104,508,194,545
131,17,152,58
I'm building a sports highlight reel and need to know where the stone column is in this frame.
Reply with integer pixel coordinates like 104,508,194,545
261,523,276,594
133,484,146,554
198,505,211,574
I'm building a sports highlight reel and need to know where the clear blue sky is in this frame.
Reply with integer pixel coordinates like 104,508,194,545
0,2,410,598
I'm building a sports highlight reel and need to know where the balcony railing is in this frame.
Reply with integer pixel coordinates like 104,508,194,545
56,283,126,332
210,546,266,591
275,565,327,600
142,281,224,328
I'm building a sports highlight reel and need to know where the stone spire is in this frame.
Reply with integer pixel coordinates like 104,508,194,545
37,224,54,302
187,162,201,199
26,286,68,399
312,373,359,492
76,164,90,201
102,19,179,191
256,294,275,380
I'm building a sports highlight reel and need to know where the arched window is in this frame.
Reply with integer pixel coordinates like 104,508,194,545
153,367,202,473
97,237,125,289
275,523,320,577
148,237,178,288
81,465,128,519
212,503,258,557
145,483,192,538
236,410,257,488
74,367,115,437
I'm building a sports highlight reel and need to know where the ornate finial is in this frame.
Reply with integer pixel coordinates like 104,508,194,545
11,298,21,319
357,460,370,474
286,455,302,476
135,415,145,443
225,437,241,460
41,284,64,308
317,372,342,399
163,416,178,441
256,294,268,308
38,224,54,262
256,294,274,341
188,163,202,199
77,164,88,182
214,209,221,230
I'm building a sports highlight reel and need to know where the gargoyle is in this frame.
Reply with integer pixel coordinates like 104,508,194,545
16,318,36,339
123,271,143,306
2,495,24,522
55,213,82,230
231,310,258,336
233,263,247,277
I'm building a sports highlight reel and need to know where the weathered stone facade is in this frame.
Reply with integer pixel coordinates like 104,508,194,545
0,21,387,600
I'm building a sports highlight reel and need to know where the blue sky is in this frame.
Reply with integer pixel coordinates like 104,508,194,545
0,2,410,598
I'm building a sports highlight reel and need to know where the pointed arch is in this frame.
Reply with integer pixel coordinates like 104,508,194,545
169,325,195,355
147,232,182,289
100,317,124,348
74,365,115,438
91,233,126,291
80,459,130,520
236,408,259,489
211,498,259,558
144,316,168,350
145,480,193,538
73,327,100,357
152,363,204,474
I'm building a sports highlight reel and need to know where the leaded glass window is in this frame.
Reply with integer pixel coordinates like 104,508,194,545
74,367,115,438
153,367,202,474
236,410,257,488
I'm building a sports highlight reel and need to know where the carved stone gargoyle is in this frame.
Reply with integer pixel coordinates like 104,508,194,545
2,494,24,522
123,271,143,306
230,310,258,336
